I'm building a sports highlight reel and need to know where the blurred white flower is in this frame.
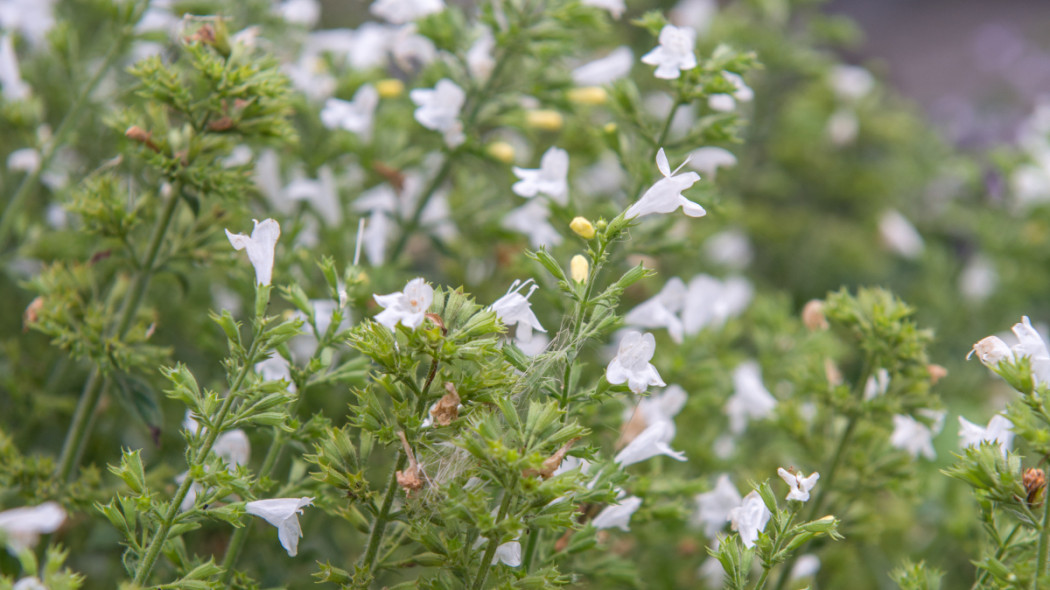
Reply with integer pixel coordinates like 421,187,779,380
725,360,776,434
466,29,495,81
371,0,444,24
582,0,624,18
411,78,465,147
862,368,890,400
502,199,563,248
959,255,998,302
277,0,320,27
790,554,821,580
0,34,30,101
286,166,341,224
693,474,741,538
283,54,336,101
374,277,434,331
615,420,686,466
688,147,737,178
630,384,689,427
606,331,665,394
969,335,1012,368
703,229,752,269
389,24,437,70
7,148,39,173
958,414,1013,457
12,577,46,590
827,108,859,145
626,148,704,219
878,210,924,259
516,332,550,357
493,540,522,566
698,556,726,588
256,355,294,389
830,65,874,102
572,46,634,86
491,279,546,342
592,495,642,531
777,468,819,502
641,25,697,80
1011,316,1050,383
0,0,55,46
0,502,65,551
624,277,687,343
708,71,753,112
670,0,716,33
890,411,944,460
727,490,770,549
682,274,753,335
213,429,251,468
512,146,569,204
226,219,281,286
321,84,379,139
245,497,313,557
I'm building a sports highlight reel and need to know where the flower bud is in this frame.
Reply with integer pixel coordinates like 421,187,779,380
525,109,564,131
485,141,515,164
376,78,405,98
1026,468,1046,507
801,300,828,331
570,217,596,239
570,255,589,283
125,126,160,152
968,336,1012,367
567,86,608,105
603,122,617,134
927,364,948,385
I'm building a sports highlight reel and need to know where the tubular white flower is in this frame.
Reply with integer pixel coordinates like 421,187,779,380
727,490,770,549
321,84,379,139
606,331,665,394
862,368,890,400
491,279,546,342
626,148,704,219
226,218,281,286
374,277,434,331
640,25,697,80
370,0,445,24
245,497,314,557
572,46,634,86
511,146,569,204
624,277,687,343
592,495,642,531
682,274,753,335
0,34,30,101
410,79,465,147
501,199,563,249
693,474,741,538
0,502,66,551
890,412,944,460
1012,316,1050,384
777,468,819,502
635,384,688,425
725,361,777,434
615,420,686,466
958,415,1014,457
878,210,924,260
968,335,1012,367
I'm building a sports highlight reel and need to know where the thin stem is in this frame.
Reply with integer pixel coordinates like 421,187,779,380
55,188,182,481
629,100,684,200
360,453,408,573
522,527,540,573
471,492,514,590
133,335,263,585
0,22,137,247
973,523,1020,590
1036,491,1050,589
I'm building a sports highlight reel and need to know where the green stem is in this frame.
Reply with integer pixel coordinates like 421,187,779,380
133,335,263,585
522,527,540,573
629,100,684,200
471,492,514,590
972,523,1020,590
1036,490,1050,589
360,453,408,574
55,188,182,481
0,23,135,247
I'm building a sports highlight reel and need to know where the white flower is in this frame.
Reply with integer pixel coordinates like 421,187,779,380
491,279,546,342
7,148,39,173
321,84,379,139
969,335,1012,368
286,166,341,224
606,331,665,394
512,147,569,204
389,24,437,70
790,554,821,580
226,218,281,286
826,108,859,145
374,277,434,331
727,490,770,549
777,468,819,502
0,34,30,101
830,65,874,102
582,0,625,18
688,147,737,178
410,78,465,147
725,361,777,434
959,255,998,302
671,0,716,33
624,277,687,343
592,496,642,531
625,148,704,219
681,274,753,335
493,540,522,566
693,474,741,538
370,0,444,24
277,0,320,26
1011,316,1050,384
0,502,66,551
863,368,890,400
958,415,1014,457
354,170,455,265
213,430,251,468
572,46,634,86
878,210,924,259
708,71,753,112
635,384,688,425
703,229,752,269
0,1,55,46
615,420,686,466
13,577,47,590
501,199,562,248
890,412,944,460
245,497,313,557
466,29,495,81
640,25,697,80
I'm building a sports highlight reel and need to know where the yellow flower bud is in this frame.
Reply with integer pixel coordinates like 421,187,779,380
376,78,405,98
603,122,617,134
567,86,608,105
525,109,564,131
570,217,596,239
485,141,515,164
570,255,589,283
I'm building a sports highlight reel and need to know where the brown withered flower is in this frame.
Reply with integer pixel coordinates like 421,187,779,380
430,382,461,426
1025,468,1046,507
802,299,828,331
395,431,424,494
523,438,579,479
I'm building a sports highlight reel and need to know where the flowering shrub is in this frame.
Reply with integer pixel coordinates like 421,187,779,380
0,0,1048,589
